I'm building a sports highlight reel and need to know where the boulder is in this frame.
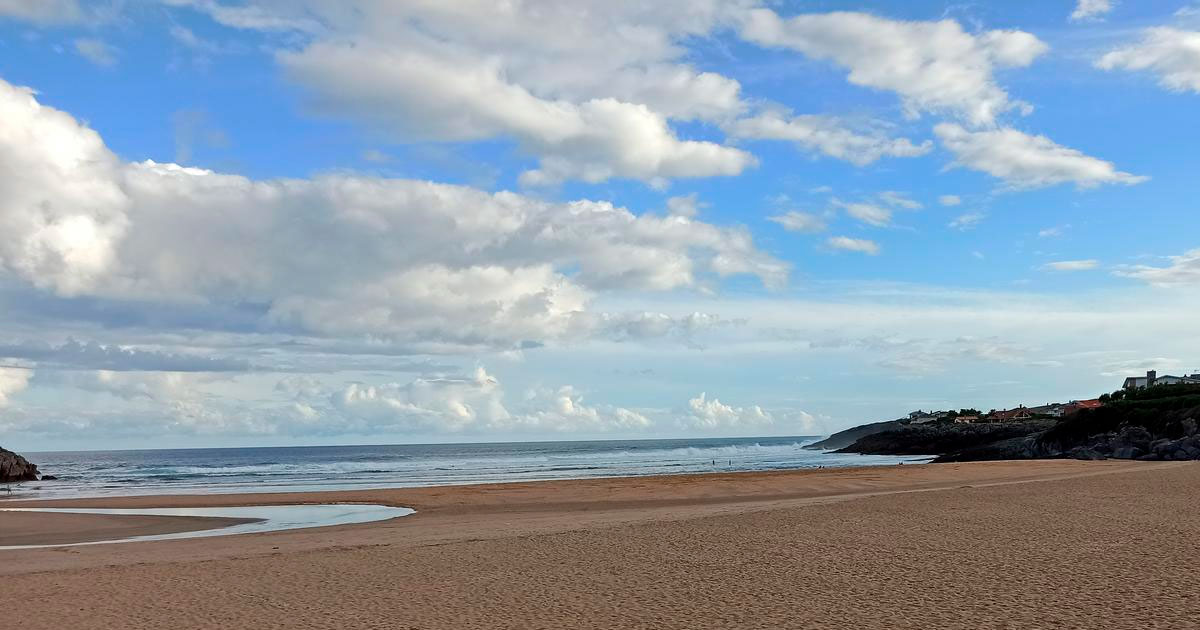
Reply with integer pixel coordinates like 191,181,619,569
1069,447,1106,461
0,446,39,483
1111,446,1142,460
1115,426,1153,451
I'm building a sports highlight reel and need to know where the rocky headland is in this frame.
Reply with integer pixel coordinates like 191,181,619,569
0,446,40,483
827,385,1200,463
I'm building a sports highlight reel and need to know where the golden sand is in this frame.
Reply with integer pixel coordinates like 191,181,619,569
2,460,1196,629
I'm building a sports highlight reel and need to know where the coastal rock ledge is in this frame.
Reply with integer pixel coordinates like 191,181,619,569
0,446,39,483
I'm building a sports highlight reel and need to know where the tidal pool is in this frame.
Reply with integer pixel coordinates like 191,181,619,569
0,503,414,550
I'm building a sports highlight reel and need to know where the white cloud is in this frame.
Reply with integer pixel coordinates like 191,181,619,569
768,211,826,233
1071,0,1114,21
935,123,1148,189
878,191,922,210
0,0,83,24
0,76,784,353
51,370,194,401
332,367,649,434
827,236,880,255
0,80,129,295
74,38,118,67
948,213,986,231
165,1,763,186
1097,27,1200,93
725,111,931,165
282,43,753,187
666,194,705,218
1038,225,1070,238
1042,259,1100,272
682,392,771,429
938,194,962,207
834,200,892,227
740,9,1047,126
1115,248,1200,287
0,367,30,408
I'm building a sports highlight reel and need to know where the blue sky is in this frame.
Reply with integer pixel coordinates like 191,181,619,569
1,0,1199,450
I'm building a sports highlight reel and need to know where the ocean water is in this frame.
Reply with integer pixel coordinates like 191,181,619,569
14,436,927,500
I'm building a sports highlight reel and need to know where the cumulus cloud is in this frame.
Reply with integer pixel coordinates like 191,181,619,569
725,111,930,165
333,367,649,434
935,123,1148,189
0,77,785,353
666,194,705,218
768,211,826,233
0,366,30,407
827,236,880,255
1041,259,1100,272
167,1,762,186
1071,0,1114,21
740,10,1047,126
1097,27,1200,93
0,80,129,295
284,43,754,186
682,392,770,429
680,393,816,432
1115,249,1200,287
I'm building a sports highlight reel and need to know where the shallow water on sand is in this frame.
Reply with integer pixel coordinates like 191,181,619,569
0,504,414,550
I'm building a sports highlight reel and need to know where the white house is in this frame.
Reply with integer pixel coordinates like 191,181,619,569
1123,370,1200,390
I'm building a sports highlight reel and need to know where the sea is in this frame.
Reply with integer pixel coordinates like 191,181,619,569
13,436,927,500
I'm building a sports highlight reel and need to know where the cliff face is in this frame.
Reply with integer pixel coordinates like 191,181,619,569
0,446,39,483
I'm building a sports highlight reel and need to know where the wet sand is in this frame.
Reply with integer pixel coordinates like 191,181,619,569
3,460,1197,629
0,511,254,546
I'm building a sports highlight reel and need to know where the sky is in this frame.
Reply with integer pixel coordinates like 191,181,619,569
1,0,1199,451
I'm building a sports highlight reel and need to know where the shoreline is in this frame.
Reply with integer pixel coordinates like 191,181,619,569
0,459,1171,555
4,459,1197,629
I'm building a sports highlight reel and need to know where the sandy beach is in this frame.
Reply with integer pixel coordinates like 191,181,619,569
3,460,1198,629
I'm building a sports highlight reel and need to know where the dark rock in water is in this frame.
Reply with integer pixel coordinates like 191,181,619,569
39,475,59,481
0,446,39,483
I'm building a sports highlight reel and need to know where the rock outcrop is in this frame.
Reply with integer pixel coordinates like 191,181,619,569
804,419,907,451
0,446,39,483
839,421,1055,459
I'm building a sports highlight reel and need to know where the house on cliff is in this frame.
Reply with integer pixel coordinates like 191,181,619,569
1123,370,1200,390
